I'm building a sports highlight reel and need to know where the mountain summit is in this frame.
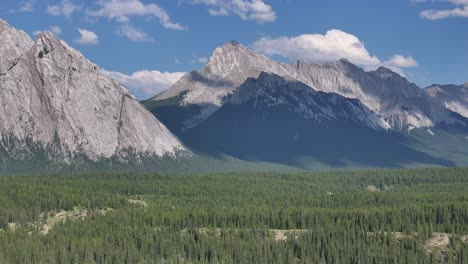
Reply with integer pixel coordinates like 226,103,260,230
144,41,468,169
148,41,465,132
0,20,185,169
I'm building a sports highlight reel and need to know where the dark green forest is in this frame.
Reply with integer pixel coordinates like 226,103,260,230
1,168,468,263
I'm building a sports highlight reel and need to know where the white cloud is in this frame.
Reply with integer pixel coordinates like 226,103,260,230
47,0,81,18
87,0,186,30
33,26,62,36
383,55,418,68
418,0,468,20
117,24,154,42
192,0,276,23
252,30,418,76
102,69,186,97
252,30,380,65
19,0,35,12
380,55,418,76
76,28,99,45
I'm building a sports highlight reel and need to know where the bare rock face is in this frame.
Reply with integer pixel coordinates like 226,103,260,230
0,21,185,163
0,19,33,74
425,84,468,119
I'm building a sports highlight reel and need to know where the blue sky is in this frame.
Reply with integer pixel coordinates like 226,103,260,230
1,0,467,99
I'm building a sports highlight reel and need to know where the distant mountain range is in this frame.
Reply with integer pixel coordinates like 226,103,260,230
0,19,467,173
144,41,468,170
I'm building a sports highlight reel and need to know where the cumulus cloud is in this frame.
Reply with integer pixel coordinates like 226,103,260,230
117,24,154,42
47,0,81,18
87,0,186,30
252,30,418,76
192,0,276,23
102,69,186,98
33,26,62,36
383,55,418,68
418,0,468,20
75,28,99,45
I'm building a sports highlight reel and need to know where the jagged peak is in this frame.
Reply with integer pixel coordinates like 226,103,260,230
35,31,65,48
372,66,402,79
375,66,394,73
34,31,87,59
223,40,242,48
338,58,353,65
332,58,362,71
29,30,104,79
210,40,251,58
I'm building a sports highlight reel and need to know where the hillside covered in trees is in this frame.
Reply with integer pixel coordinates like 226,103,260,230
1,168,468,263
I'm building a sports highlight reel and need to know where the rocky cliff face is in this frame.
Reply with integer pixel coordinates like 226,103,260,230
425,84,468,119
0,20,185,164
0,19,32,74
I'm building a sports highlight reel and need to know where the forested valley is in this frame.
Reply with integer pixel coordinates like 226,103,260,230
1,168,468,263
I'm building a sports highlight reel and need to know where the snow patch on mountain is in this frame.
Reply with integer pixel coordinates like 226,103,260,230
426,129,435,136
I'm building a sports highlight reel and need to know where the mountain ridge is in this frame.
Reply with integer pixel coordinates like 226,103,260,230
0,19,187,168
149,41,466,132
144,40,468,169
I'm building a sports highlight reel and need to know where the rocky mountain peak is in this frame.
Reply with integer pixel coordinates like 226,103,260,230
373,66,399,79
326,58,363,75
0,19,186,164
206,41,267,72
32,31,104,84
337,58,353,65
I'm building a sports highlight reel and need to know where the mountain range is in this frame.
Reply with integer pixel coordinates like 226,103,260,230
0,19,467,172
144,41,468,170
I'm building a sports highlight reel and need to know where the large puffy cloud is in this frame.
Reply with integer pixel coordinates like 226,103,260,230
102,69,186,98
87,0,186,30
418,0,468,20
252,30,418,76
192,0,276,23
75,28,99,45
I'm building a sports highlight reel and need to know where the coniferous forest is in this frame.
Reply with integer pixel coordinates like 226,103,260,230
1,168,468,263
